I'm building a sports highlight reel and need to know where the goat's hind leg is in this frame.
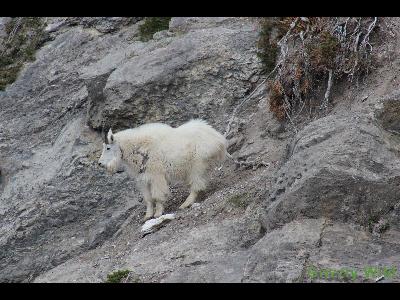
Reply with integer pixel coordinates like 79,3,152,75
180,162,206,209
179,190,198,209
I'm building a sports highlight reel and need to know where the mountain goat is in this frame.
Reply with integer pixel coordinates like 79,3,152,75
98,119,227,221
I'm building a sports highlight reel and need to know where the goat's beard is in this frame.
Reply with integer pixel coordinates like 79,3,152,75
106,157,121,174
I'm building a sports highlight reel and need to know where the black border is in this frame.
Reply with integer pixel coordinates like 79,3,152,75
2,0,399,17
1,282,398,297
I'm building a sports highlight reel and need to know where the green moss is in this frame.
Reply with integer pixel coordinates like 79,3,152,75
227,193,250,209
0,17,46,90
256,18,288,74
105,270,131,283
138,17,171,42
257,19,277,74
0,64,22,91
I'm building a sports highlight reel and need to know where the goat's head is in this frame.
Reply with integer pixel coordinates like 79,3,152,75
98,128,122,174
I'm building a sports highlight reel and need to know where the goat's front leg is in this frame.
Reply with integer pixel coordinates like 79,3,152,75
142,183,154,221
154,201,164,218
151,175,169,218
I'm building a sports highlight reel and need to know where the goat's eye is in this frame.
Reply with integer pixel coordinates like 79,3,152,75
106,146,111,150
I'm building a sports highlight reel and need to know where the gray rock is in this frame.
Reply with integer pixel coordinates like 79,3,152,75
0,20,147,282
84,16,261,132
71,17,143,33
244,219,400,283
169,17,237,33
243,218,325,282
263,111,400,233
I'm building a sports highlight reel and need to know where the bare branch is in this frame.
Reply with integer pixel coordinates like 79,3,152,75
321,69,333,110
361,17,378,52
233,158,270,171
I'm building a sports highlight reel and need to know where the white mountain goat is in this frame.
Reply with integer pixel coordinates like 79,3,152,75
98,119,227,221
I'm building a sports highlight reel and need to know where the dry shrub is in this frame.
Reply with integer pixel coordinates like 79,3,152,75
257,17,381,122
268,79,285,121
307,31,339,71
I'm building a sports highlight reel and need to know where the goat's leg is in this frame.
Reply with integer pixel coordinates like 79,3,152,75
179,190,198,209
150,175,169,218
142,183,154,221
144,199,154,221
154,201,165,218
180,161,206,209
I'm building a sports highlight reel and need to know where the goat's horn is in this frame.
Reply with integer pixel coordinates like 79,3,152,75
101,126,109,143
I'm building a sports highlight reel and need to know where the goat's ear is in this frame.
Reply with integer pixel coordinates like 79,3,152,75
107,128,114,144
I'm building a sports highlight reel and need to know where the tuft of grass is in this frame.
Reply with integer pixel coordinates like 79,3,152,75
367,216,390,234
106,269,133,283
138,17,171,42
367,215,380,232
227,193,250,209
0,17,47,90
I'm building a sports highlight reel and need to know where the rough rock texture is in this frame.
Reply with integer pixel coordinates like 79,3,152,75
43,17,143,35
82,17,261,132
0,17,146,282
264,111,400,232
1,17,400,283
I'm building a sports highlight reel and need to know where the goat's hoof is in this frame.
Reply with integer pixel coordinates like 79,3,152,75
153,212,162,218
143,215,153,222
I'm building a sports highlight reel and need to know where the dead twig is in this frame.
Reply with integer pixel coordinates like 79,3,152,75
361,17,378,52
226,152,269,171
233,159,269,171
321,68,333,110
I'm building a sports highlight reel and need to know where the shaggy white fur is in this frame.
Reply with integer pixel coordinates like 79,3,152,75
98,119,227,221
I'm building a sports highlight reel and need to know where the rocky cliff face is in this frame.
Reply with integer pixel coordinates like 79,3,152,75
1,17,400,283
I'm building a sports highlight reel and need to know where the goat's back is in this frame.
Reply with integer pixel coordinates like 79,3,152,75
115,120,226,163
175,119,227,161
115,123,173,142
